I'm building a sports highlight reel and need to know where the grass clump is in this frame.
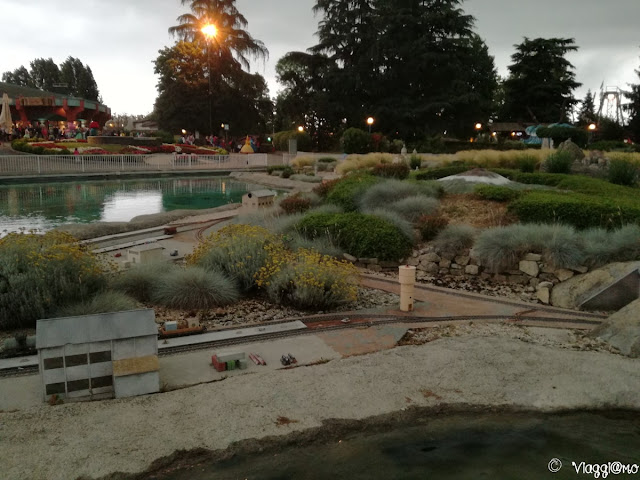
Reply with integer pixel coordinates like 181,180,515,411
285,232,344,258
358,179,440,212
583,225,640,268
387,195,439,222
337,153,395,175
432,225,477,258
55,291,140,318
152,267,239,309
371,163,410,179
366,209,416,243
417,215,449,241
291,156,316,169
266,249,359,310
544,151,573,174
109,262,175,302
290,174,323,183
608,156,638,186
280,193,312,214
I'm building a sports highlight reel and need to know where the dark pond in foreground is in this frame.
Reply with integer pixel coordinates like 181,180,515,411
0,176,273,236
148,411,640,480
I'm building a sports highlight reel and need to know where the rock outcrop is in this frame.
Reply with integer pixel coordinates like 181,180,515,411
589,299,640,357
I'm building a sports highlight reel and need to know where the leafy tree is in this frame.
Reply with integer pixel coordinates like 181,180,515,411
577,89,597,126
59,57,100,101
1,66,35,87
153,41,272,135
29,58,61,92
168,0,268,71
626,59,640,142
275,51,342,150
296,0,497,141
501,38,581,123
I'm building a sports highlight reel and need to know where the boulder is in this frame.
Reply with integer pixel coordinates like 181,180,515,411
406,257,419,267
550,261,640,310
439,259,452,269
524,253,542,262
343,253,357,263
589,299,640,357
423,262,439,274
557,139,586,161
454,256,470,266
555,269,575,282
422,253,441,263
465,265,479,275
537,287,550,304
519,260,540,277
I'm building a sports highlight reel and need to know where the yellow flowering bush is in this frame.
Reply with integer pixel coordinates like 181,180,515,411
0,231,109,329
266,248,359,310
188,224,286,291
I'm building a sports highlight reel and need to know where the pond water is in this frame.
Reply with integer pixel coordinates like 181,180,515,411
0,176,270,236
149,411,640,480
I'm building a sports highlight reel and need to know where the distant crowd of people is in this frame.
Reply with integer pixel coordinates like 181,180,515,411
0,123,96,143
179,133,261,153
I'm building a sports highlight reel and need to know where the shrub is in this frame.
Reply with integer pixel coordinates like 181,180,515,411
474,185,522,202
297,212,414,260
55,291,140,318
336,153,395,175
588,140,632,152
608,157,638,186
273,130,312,152
152,267,239,309
267,165,288,175
409,154,422,170
508,190,640,230
390,139,405,154
109,262,176,302
270,213,306,235
151,130,176,144
387,195,439,222
325,174,380,211
517,154,538,173
341,127,371,154
432,225,476,257
313,178,341,197
358,179,439,212
266,249,359,310
371,162,410,179
280,194,312,214
281,166,293,178
417,215,449,241
544,151,573,174
291,156,316,169
0,232,108,329
188,224,283,291
536,126,588,148
316,162,335,172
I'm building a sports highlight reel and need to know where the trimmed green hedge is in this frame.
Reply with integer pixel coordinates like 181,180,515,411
325,174,380,211
296,212,413,261
509,191,640,229
474,185,522,202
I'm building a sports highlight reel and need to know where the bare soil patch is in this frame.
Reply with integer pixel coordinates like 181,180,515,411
439,194,516,228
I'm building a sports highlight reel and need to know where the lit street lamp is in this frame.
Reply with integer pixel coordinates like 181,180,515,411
298,125,304,132
588,123,597,145
201,23,218,136
367,117,374,133
475,123,482,131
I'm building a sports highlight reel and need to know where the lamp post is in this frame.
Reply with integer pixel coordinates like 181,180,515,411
367,116,374,134
298,125,304,133
201,24,217,137
588,123,597,145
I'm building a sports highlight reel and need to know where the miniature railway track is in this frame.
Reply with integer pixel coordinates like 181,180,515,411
0,311,600,379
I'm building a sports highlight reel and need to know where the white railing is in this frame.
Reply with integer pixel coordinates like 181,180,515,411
0,153,268,176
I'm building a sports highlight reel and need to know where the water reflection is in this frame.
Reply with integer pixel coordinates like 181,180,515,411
0,177,261,236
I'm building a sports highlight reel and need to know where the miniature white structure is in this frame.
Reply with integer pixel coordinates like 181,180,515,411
242,190,277,211
128,244,164,264
36,309,160,402
399,265,416,312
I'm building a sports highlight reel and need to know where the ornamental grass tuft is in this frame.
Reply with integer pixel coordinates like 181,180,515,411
152,267,239,309
432,224,477,258
55,291,140,318
109,262,176,303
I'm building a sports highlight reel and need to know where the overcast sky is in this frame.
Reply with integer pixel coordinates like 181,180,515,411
1,0,638,116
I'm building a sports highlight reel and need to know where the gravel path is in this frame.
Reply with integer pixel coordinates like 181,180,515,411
1,328,639,480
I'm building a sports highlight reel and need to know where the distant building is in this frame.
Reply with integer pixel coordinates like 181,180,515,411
242,190,277,211
0,81,111,127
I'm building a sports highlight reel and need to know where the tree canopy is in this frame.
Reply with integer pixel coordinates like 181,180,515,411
1,57,101,101
275,0,497,144
626,59,640,141
577,89,597,126
153,41,272,135
501,37,581,123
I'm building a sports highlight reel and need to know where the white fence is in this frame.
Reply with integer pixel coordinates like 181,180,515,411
0,153,268,177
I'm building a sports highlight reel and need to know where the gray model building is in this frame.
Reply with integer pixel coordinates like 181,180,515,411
36,309,159,402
